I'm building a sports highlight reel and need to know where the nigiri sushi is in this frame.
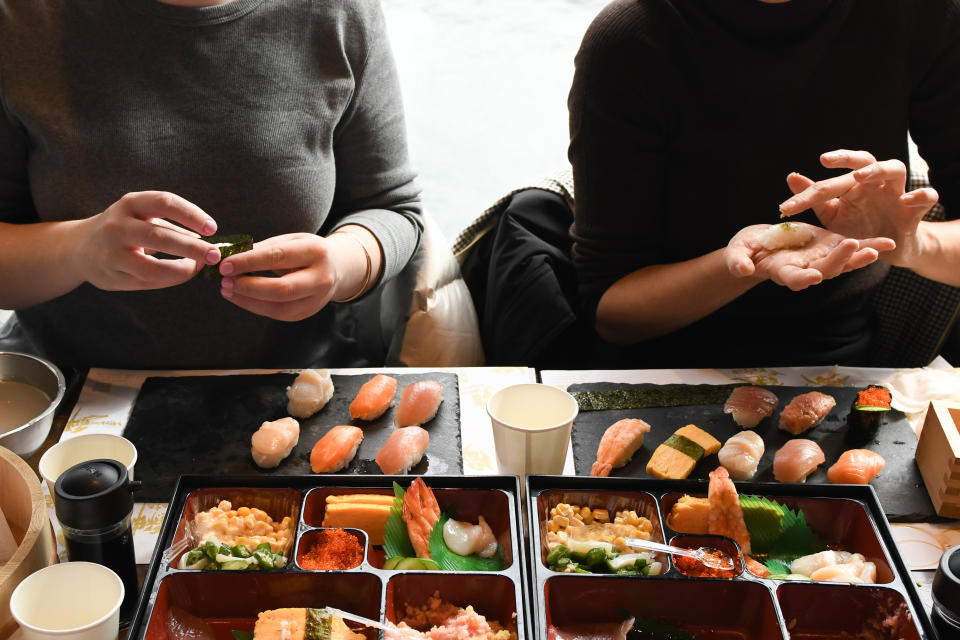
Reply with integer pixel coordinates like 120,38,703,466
723,386,779,429
286,369,334,418
591,418,651,476
827,449,885,484
251,417,300,469
401,477,440,559
773,439,825,483
759,221,815,250
717,430,765,480
349,374,398,421
395,380,444,427
253,607,363,640
309,425,364,473
779,391,836,435
375,426,430,474
790,550,877,584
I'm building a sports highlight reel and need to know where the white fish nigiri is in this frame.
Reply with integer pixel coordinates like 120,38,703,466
286,369,334,418
773,438,825,483
375,426,429,474
723,386,779,429
251,417,300,469
758,221,815,250
718,430,765,480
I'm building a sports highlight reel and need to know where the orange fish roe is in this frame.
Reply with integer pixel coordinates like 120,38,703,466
673,549,738,579
299,529,364,570
856,385,892,409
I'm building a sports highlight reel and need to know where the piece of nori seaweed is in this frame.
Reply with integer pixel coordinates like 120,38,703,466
202,234,254,279
628,618,698,640
571,384,745,411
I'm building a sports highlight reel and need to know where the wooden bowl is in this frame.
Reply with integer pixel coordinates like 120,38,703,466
0,445,57,640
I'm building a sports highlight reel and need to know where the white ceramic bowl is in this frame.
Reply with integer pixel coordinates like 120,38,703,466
0,352,65,458
38,434,138,496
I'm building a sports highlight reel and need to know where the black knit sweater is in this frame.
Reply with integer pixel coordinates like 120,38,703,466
569,0,960,368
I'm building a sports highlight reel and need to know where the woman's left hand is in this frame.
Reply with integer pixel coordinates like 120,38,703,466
778,149,939,268
217,229,377,321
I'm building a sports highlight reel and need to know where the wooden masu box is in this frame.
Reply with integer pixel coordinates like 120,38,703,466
916,401,960,519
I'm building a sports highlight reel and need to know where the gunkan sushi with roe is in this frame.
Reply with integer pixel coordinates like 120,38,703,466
845,385,892,444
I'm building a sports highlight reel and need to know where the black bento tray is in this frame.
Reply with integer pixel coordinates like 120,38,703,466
126,474,529,640
527,475,937,640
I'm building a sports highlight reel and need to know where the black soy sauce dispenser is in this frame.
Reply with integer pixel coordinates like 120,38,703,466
54,459,141,624
932,545,960,638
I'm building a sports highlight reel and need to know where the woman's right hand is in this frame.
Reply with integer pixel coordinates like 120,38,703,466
77,191,221,291
724,223,895,291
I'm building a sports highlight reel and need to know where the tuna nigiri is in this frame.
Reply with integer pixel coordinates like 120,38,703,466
349,374,398,421
779,391,836,435
286,369,334,418
827,449,886,484
309,425,364,473
395,380,444,427
724,386,779,429
717,430,765,480
591,418,651,476
251,417,300,469
773,439,825,483
375,426,430,474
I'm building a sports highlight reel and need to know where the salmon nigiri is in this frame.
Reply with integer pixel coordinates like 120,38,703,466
395,380,444,427
375,426,429,474
349,374,398,421
310,425,364,473
827,449,886,484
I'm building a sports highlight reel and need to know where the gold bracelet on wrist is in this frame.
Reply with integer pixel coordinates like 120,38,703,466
331,231,372,303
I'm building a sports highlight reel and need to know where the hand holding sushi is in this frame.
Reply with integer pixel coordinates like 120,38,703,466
218,226,383,321
725,223,894,291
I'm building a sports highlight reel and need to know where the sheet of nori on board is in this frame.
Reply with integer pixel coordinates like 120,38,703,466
123,372,461,502
568,382,936,522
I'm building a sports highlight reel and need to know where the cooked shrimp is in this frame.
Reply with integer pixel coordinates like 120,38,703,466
401,477,441,559
590,418,651,477
707,466,751,554
309,425,363,473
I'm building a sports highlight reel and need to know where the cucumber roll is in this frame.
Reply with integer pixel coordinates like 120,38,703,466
845,385,892,444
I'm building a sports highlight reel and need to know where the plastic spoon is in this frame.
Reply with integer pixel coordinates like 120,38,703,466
623,537,736,571
323,607,422,639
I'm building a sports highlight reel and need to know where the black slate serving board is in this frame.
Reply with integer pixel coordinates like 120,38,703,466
569,383,935,522
124,372,461,502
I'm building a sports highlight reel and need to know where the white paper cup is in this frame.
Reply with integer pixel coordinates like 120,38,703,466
10,561,124,640
38,434,137,495
486,383,578,479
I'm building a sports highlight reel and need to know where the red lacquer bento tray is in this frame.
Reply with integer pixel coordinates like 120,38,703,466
526,475,937,640
126,474,529,639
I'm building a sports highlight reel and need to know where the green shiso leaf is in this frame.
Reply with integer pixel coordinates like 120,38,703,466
383,482,416,559
231,632,253,640
764,558,792,576
771,502,827,559
571,384,743,411
428,513,504,571
627,618,697,640
739,495,785,555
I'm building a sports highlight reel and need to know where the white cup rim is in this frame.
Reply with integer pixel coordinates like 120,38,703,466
486,383,579,433
38,433,138,486
10,562,125,634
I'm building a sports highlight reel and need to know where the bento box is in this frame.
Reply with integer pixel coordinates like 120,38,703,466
126,474,529,639
527,475,937,640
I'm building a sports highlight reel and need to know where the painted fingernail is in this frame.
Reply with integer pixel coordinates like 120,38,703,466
781,201,796,212
220,261,234,276
221,277,234,290
823,151,841,160
202,220,217,236
901,193,916,203
205,248,220,264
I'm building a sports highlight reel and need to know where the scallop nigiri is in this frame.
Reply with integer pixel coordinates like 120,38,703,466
375,426,430,474
717,430,765,480
590,418,651,476
250,417,300,469
773,439,825,483
724,386,779,429
779,391,836,435
827,449,886,484
310,425,363,473
286,369,334,418
395,380,444,427
349,374,398,421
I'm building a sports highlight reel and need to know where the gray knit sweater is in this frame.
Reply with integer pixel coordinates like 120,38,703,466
0,0,422,369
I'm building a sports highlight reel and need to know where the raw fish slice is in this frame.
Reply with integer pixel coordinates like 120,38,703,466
590,418,651,476
827,449,886,484
717,430,765,480
349,374,398,421
790,550,853,576
707,466,751,554
309,425,363,473
286,369,334,418
723,386,779,429
395,380,444,427
250,417,300,469
375,426,429,474
401,477,441,559
779,391,836,435
773,439,825,482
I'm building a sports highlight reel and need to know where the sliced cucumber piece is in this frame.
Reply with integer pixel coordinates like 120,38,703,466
382,556,403,570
